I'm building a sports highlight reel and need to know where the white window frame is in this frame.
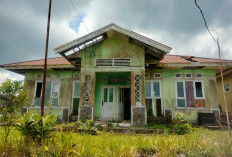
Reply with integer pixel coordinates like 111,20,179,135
185,73,192,78
193,81,205,99
145,80,162,99
154,73,161,78
196,73,202,78
176,81,187,108
145,73,149,79
175,73,181,78
101,86,115,103
34,81,60,105
176,80,205,108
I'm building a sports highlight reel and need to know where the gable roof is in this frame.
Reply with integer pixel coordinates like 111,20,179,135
54,23,172,54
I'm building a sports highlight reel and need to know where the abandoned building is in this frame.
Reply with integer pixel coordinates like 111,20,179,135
2,24,232,126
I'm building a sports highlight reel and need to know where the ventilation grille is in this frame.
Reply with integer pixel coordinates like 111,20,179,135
96,59,130,67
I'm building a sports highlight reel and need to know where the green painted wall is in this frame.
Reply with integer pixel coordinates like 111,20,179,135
94,72,130,119
146,69,218,121
81,37,144,68
25,70,80,79
24,70,80,108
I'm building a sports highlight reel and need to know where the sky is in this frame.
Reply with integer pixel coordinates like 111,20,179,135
0,0,232,82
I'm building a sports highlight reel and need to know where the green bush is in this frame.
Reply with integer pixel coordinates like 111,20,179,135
77,120,98,135
171,113,193,135
16,110,57,143
172,123,192,135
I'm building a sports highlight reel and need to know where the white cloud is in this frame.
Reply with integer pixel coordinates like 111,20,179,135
0,69,24,83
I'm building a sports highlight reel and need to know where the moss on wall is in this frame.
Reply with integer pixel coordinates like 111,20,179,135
81,37,144,69
145,69,217,109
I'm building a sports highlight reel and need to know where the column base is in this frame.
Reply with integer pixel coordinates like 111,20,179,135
78,105,93,121
131,106,147,126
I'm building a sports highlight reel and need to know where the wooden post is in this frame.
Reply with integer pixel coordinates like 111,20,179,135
217,38,231,136
41,0,52,116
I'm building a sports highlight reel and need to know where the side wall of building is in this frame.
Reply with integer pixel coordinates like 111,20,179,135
23,70,80,121
217,73,232,113
145,69,218,123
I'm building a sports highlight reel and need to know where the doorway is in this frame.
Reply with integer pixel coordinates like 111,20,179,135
119,87,131,120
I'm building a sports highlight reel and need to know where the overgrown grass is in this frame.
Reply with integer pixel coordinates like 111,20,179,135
0,127,231,156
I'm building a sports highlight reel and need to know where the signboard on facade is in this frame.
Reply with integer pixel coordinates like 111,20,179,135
108,76,127,85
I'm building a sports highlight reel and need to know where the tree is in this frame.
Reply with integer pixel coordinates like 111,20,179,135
0,79,29,143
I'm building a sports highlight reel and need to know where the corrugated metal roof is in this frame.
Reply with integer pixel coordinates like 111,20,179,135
2,57,71,67
2,54,232,67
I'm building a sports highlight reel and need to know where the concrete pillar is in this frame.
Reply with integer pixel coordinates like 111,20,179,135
131,71,147,126
78,72,95,121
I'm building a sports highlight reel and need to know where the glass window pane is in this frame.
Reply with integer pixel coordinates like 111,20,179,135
145,82,151,97
195,82,203,97
104,88,108,102
177,99,185,107
74,82,80,97
109,88,113,102
45,82,51,106
177,82,184,97
52,82,59,98
153,82,160,97
35,82,42,98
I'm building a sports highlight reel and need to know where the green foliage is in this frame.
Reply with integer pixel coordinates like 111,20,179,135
0,79,29,143
0,128,231,156
171,113,193,135
77,120,98,135
16,110,57,143
172,123,192,135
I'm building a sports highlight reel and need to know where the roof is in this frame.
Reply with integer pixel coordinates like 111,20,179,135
2,57,71,67
54,23,172,54
2,54,232,68
161,55,232,64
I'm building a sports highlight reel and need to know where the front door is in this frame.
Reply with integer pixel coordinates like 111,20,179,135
101,86,115,120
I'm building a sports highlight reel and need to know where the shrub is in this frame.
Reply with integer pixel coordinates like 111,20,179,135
172,113,192,135
17,110,57,143
172,123,192,135
77,120,98,135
